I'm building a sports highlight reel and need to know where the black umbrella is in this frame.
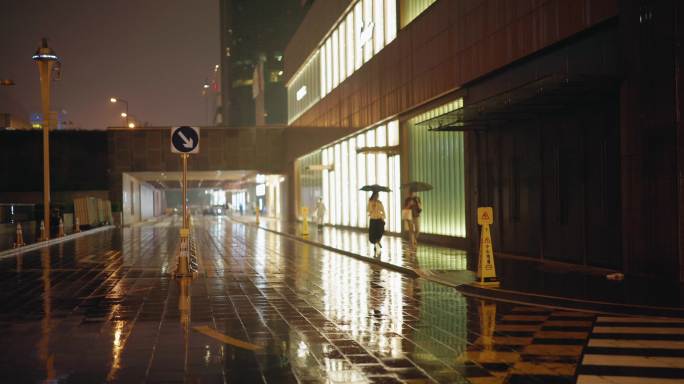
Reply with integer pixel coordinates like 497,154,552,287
360,184,391,192
402,181,433,192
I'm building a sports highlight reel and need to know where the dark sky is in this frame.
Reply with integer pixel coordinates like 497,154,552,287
0,0,219,129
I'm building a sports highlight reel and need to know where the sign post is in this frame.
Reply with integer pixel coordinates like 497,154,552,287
171,126,199,278
475,207,500,287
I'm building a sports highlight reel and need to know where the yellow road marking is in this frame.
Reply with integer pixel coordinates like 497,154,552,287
193,326,261,351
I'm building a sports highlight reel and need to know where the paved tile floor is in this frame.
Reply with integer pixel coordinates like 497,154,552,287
241,216,684,312
0,216,682,383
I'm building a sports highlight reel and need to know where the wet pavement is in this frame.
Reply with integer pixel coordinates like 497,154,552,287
0,216,683,383
236,216,684,316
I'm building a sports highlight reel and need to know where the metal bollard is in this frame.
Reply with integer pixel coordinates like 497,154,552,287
74,217,81,233
13,223,26,248
58,218,65,237
39,220,46,241
255,203,260,226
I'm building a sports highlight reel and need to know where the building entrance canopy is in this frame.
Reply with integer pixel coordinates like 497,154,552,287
415,73,620,131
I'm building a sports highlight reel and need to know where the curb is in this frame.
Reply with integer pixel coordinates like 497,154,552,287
230,218,684,317
230,218,419,278
0,225,115,260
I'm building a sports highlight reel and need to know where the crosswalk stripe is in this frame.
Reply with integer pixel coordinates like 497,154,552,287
593,326,684,335
596,316,684,323
588,339,684,349
582,354,684,369
577,375,684,384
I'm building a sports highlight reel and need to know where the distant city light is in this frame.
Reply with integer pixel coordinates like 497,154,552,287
110,97,117,103
120,112,127,117
128,122,135,128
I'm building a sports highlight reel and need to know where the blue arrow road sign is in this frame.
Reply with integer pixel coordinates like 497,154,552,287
171,126,200,154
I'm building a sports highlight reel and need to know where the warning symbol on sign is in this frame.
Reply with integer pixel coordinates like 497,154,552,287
477,207,493,225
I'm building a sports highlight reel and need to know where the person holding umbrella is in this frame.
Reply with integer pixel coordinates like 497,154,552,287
367,190,386,253
362,184,390,254
402,182,432,245
403,192,421,245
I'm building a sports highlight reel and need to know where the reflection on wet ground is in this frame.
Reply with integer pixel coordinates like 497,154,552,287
0,216,681,383
244,216,684,312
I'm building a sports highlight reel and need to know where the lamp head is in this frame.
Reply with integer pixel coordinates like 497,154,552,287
32,38,59,62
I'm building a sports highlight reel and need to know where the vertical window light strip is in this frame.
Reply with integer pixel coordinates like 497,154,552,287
328,148,336,225
346,13,355,77
332,30,339,88
339,21,346,82
385,0,397,44
363,0,373,63
354,2,364,70
393,156,401,232
376,125,388,230
373,0,384,55
357,134,366,227
349,137,358,227
322,150,330,223
320,48,327,96
334,144,342,225
325,38,333,93
341,140,349,226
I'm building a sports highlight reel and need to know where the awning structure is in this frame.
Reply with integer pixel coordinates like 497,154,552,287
415,73,621,131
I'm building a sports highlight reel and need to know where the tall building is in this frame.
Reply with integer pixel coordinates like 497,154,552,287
219,0,310,127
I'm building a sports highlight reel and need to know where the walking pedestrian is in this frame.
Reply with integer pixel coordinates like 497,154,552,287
367,191,386,254
404,191,422,245
314,198,326,230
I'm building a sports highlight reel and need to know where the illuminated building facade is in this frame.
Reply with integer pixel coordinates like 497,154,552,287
288,0,684,280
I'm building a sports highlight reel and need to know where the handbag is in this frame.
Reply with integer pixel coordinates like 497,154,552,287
401,208,413,221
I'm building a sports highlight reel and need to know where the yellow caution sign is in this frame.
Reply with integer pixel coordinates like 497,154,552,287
475,207,500,287
301,207,309,236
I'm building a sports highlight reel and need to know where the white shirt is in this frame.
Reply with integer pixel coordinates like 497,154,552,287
367,200,385,220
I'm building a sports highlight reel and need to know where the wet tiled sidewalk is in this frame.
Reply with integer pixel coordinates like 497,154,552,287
0,216,682,383
235,216,684,314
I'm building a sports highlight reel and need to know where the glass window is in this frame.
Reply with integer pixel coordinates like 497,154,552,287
409,99,466,237
334,144,342,225
385,0,397,44
400,0,436,28
325,38,333,93
339,21,347,82
346,12,355,77
332,30,339,88
297,117,401,232
320,48,327,96
349,137,358,227
322,149,330,223
356,134,366,227
341,140,349,226
354,2,364,70
373,0,384,55
363,0,373,63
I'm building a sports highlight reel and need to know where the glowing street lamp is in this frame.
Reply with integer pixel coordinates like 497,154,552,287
128,122,136,129
33,38,59,241
109,97,129,127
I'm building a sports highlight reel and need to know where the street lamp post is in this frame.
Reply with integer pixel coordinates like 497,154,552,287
33,38,59,241
110,97,129,127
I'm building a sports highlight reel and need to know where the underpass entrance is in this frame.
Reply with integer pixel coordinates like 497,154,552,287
120,171,287,226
